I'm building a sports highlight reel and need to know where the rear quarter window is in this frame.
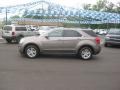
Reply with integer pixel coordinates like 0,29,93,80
83,30,97,37
63,30,82,37
3,26,12,31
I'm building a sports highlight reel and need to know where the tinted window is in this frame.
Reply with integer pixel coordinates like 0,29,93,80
63,30,81,37
3,26,12,31
48,30,63,37
108,29,120,35
83,30,97,37
15,27,27,31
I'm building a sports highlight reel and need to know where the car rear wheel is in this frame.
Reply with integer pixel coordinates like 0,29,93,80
78,46,93,60
25,45,39,58
17,35,24,43
6,39,12,43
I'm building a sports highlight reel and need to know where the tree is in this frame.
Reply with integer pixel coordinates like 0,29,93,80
22,9,29,18
10,15,20,19
95,0,107,11
105,2,115,12
83,4,91,10
115,2,120,13
83,0,108,11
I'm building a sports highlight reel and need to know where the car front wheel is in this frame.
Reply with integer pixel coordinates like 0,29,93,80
104,43,110,47
78,46,93,60
25,45,39,58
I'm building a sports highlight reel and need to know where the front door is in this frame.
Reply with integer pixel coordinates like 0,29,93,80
62,30,82,53
42,30,64,53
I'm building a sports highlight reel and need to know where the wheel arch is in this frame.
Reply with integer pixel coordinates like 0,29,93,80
77,45,94,55
23,43,40,54
17,34,24,38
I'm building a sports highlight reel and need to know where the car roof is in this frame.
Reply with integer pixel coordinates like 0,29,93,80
4,25,26,27
62,28,92,30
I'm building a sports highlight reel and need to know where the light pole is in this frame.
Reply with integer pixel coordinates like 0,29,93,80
5,8,8,25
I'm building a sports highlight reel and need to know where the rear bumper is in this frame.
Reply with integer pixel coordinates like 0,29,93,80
2,36,17,40
93,45,101,55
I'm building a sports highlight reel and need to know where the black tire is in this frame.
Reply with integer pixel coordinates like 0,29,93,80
6,39,12,43
104,43,108,47
16,35,24,43
25,45,40,59
78,46,93,60
104,43,110,47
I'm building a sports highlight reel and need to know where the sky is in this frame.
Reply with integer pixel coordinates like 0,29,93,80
0,0,120,20
0,0,120,8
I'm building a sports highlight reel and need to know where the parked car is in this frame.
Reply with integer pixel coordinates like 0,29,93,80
99,29,108,35
2,25,39,43
19,28,101,60
93,29,108,35
104,29,120,47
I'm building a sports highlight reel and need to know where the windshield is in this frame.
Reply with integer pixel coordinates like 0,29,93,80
108,29,120,35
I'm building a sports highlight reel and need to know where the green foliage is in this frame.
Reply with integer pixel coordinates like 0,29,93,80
83,0,120,13
82,0,120,29
10,15,20,19
83,4,92,10
22,9,29,18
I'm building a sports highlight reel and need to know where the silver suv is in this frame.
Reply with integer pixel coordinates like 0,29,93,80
2,25,38,43
19,28,101,60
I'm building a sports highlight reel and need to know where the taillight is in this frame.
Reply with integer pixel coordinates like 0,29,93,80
95,37,100,44
12,32,15,36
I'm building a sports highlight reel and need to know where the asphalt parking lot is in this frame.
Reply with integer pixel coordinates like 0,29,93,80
0,38,120,90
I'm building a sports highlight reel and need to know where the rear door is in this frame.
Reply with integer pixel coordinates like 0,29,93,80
15,27,28,36
62,30,82,53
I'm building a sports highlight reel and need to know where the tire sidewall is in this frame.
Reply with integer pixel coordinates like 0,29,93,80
6,39,12,43
25,45,39,58
79,47,93,60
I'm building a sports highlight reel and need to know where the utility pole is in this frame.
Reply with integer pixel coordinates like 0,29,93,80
5,8,8,25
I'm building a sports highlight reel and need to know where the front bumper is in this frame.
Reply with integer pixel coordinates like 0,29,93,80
18,44,24,54
2,36,17,40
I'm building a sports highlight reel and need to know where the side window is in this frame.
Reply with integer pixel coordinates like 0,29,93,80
83,30,97,37
3,26,12,31
48,30,63,37
63,30,82,37
15,27,27,31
